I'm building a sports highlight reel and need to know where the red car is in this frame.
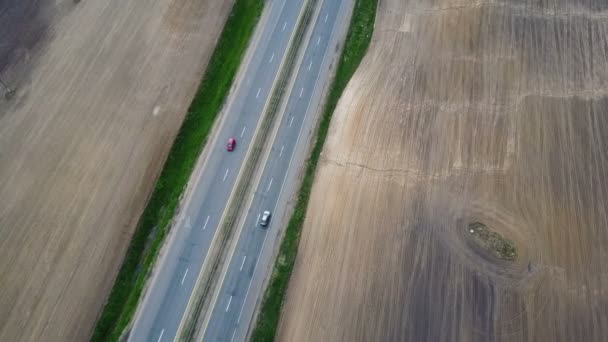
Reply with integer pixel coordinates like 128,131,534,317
227,137,236,151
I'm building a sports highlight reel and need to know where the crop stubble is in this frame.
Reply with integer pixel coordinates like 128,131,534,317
278,0,608,341
0,0,230,341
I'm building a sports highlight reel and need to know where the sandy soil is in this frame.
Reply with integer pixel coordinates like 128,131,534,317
278,0,608,341
0,0,231,340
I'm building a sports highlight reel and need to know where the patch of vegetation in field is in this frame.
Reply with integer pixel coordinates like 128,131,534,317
468,222,517,261
90,1,264,340
250,0,378,340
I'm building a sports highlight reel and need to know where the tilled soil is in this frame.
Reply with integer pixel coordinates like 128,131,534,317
278,0,608,341
0,0,230,340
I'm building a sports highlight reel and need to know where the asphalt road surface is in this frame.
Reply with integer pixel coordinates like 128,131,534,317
127,1,306,341
200,0,350,340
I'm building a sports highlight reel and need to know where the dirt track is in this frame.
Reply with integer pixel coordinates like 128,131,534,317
278,0,608,341
0,0,230,340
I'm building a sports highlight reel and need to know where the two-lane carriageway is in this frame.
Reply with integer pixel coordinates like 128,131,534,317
200,0,351,340
127,1,308,341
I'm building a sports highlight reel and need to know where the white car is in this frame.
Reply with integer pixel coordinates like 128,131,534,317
260,210,271,227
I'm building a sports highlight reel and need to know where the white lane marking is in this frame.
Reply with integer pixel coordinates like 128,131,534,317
240,256,247,271
317,36,321,45
256,88,261,98
269,53,274,63
299,87,304,98
203,215,210,230
282,21,287,31
237,16,333,334
241,126,246,137
181,268,189,285
308,61,313,71
226,296,233,312
267,178,273,192
157,329,164,342
237,279,253,323
238,219,271,324
325,14,328,23
289,116,294,127
256,213,261,225
223,168,229,182
231,330,237,342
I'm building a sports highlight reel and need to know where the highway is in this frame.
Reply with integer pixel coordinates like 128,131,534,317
127,1,307,341
200,0,351,341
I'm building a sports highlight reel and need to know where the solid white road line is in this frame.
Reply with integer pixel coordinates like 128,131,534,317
237,278,253,324
203,215,210,230
289,116,294,127
325,13,328,23
157,329,164,342
317,36,321,45
256,88,261,98
282,21,287,31
269,53,274,63
223,168,229,182
308,61,313,71
240,256,247,271
181,268,189,285
238,223,270,326
241,126,246,137
267,178,273,192
300,87,304,98
226,296,233,312
223,6,337,337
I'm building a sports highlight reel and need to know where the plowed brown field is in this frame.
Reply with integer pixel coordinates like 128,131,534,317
0,0,230,341
278,0,608,341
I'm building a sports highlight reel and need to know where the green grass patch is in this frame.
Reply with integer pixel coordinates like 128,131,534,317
468,222,517,261
90,1,263,340
250,0,378,340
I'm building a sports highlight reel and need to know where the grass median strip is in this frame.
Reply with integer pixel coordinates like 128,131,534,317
90,1,263,340
250,0,378,340
179,0,318,339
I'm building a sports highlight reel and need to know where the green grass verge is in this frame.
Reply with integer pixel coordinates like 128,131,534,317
250,0,378,340
90,1,263,340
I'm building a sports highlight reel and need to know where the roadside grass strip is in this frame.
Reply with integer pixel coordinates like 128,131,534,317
250,0,378,340
90,1,264,340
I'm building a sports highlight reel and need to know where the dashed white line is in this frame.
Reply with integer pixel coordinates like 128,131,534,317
308,61,313,71
256,88,261,98
203,215,210,230
181,268,189,285
241,126,246,137
256,213,261,225
240,256,247,271
299,87,304,98
226,296,233,312
237,280,252,324
317,36,321,45
238,218,271,324
289,116,294,127
325,14,328,23
269,53,274,63
279,145,284,157
231,330,237,342
223,168,229,182
157,329,164,342
267,178,273,192
282,21,287,31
